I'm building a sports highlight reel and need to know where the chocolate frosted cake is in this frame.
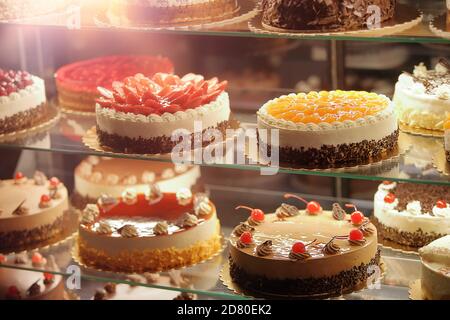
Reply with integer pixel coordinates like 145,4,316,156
261,0,396,32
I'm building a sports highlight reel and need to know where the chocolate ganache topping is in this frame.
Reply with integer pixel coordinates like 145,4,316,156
276,203,299,219
256,240,273,256
233,223,255,236
332,203,346,221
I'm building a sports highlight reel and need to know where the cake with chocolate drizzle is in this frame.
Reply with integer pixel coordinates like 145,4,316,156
77,187,221,273
261,0,396,32
373,181,449,247
229,194,379,297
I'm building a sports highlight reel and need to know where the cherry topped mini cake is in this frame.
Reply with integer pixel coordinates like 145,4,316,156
257,90,398,168
0,69,48,135
95,72,231,154
55,55,173,112
77,186,221,272
229,194,379,297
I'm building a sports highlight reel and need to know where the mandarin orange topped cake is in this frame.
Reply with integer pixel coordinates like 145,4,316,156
445,115,450,162
257,90,399,168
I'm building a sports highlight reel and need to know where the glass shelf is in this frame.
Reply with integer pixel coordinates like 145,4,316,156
0,0,449,44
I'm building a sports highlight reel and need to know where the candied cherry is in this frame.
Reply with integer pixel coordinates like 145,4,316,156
349,229,364,241
345,204,365,225
384,193,396,204
239,231,253,245
14,172,24,180
291,242,306,254
235,205,265,222
436,200,447,209
43,272,55,284
49,177,60,188
40,194,51,203
31,252,44,264
284,194,321,215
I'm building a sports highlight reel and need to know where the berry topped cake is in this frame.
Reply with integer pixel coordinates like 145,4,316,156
261,0,396,32
107,0,240,27
55,55,173,112
72,156,201,209
95,72,231,154
257,90,398,168
393,60,450,132
373,181,450,247
77,187,221,272
0,69,48,135
229,194,379,297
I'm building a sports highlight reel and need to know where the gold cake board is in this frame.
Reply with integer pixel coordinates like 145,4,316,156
432,143,450,176
399,123,444,138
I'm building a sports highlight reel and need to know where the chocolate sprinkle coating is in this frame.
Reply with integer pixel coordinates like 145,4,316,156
391,183,450,213
0,102,49,134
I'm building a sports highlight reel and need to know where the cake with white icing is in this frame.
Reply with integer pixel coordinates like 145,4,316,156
77,187,221,273
373,181,450,247
393,59,450,132
0,69,48,135
257,90,398,168
419,235,450,300
95,73,231,154
72,156,201,209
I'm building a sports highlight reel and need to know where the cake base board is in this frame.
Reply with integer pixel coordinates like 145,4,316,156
249,4,422,38
429,14,450,40
220,259,386,300
432,143,450,176
399,123,444,138
409,279,425,300
371,217,420,255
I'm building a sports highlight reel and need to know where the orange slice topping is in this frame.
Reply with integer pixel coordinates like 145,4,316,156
266,91,389,124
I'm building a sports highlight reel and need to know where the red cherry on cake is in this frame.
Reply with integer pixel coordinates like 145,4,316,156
284,194,322,215
235,206,265,222
345,204,365,225
31,252,44,265
6,286,20,299
349,229,364,241
384,193,396,204
291,242,306,254
43,272,55,284
40,194,51,203
436,200,447,209
14,172,24,180
239,231,253,245
49,177,60,188
0,254,6,264
382,180,392,185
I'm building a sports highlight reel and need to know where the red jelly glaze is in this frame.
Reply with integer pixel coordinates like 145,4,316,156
240,231,253,244
384,193,396,204
292,242,306,254
349,229,364,241
0,69,33,96
55,55,174,93
436,200,447,209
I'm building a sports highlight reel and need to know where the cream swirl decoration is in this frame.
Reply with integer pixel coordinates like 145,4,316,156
276,203,299,219
119,224,139,238
96,221,113,235
33,171,47,186
256,240,273,257
332,203,346,221
81,204,99,225
289,251,311,260
233,223,254,236
154,221,169,235
195,201,213,217
176,188,192,206
182,213,198,228
322,239,340,255
122,188,138,205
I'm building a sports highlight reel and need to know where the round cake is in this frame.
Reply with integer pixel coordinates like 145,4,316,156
373,181,450,247
261,0,396,32
229,195,379,297
257,90,398,168
445,115,450,162
95,72,231,154
393,60,450,132
55,55,174,112
77,187,221,272
72,156,201,210
0,251,64,300
0,69,48,135
0,171,69,252
107,0,240,27
0,0,67,20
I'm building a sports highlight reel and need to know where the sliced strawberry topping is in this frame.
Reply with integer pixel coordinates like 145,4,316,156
0,69,34,96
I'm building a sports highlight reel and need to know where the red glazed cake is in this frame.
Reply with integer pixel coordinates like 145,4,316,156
95,72,231,154
0,69,48,135
55,55,174,112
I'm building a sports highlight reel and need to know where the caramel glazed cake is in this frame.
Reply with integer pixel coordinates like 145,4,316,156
257,91,398,168
78,187,222,272
71,155,201,210
229,195,379,297
0,251,64,300
261,0,395,32
0,172,69,252
373,181,450,247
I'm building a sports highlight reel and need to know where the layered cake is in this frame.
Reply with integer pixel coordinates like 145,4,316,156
72,156,201,209
393,60,450,132
261,0,396,32
96,72,231,154
107,0,240,27
0,172,69,252
0,69,48,135
0,0,66,20
418,235,450,300
55,55,174,112
257,90,398,168
373,181,450,247
445,115,450,162
0,251,64,300
229,195,380,297
78,187,221,272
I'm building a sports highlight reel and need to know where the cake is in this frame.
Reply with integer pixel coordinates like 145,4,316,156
55,55,174,112
0,0,67,20
445,115,450,162
95,72,231,154
418,235,450,300
0,69,48,135
0,171,69,252
0,251,64,300
107,0,240,27
72,155,201,209
229,194,380,297
393,60,450,132
257,90,398,168
261,0,396,32
77,187,222,272
373,181,450,247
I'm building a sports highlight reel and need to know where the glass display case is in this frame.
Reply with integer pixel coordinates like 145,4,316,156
0,0,449,301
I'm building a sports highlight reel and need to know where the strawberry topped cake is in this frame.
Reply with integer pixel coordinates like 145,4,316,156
55,55,173,112
95,72,231,154
0,69,48,135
